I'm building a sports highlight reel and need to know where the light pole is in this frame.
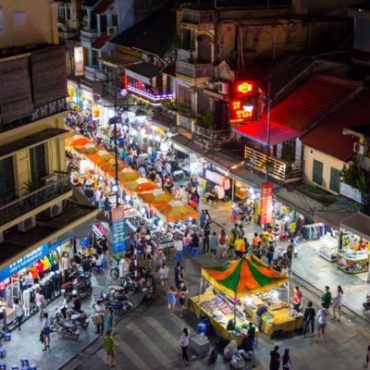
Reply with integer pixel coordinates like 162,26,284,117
265,80,271,182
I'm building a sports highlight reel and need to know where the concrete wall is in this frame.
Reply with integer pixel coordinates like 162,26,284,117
303,144,345,194
0,0,58,48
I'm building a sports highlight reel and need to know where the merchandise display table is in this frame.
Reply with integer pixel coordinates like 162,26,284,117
243,294,303,338
188,290,259,346
337,251,369,274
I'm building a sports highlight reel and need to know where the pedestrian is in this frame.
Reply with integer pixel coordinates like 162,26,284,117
13,298,24,330
282,348,292,370
256,303,268,330
36,289,47,320
174,237,184,261
363,345,370,368
103,331,116,368
321,286,332,309
332,285,344,321
234,235,246,258
292,286,302,312
286,239,294,266
41,312,51,351
94,299,106,334
179,328,190,365
203,223,210,253
227,231,235,258
178,281,189,317
159,262,169,293
218,229,227,258
175,262,182,289
316,303,329,341
302,301,316,337
269,345,281,370
209,231,218,257
104,307,114,334
266,242,274,266
167,286,177,316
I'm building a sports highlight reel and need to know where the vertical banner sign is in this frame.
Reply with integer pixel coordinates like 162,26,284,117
260,182,273,225
111,207,126,253
74,46,84,76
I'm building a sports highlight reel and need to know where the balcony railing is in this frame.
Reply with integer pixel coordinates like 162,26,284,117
80,28,98,38
0,173,72,227
181,9,215,24
176,61,213,79
127,85,173,104
194,126,229,142
244,146,302,183
178,114,193,131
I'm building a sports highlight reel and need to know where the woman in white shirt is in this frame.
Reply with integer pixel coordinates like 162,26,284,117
159,263,169,293
332,285,344,321
179,328,190,364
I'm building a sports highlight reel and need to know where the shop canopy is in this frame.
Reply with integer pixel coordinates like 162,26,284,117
155,200,199,223
137,188,174,207
202,255,288,298
122,177,158,195
233,120,300,146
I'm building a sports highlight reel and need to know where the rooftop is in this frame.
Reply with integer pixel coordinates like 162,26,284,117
301,89,370,161
110,9,176,57
94,0,114,14
92,32,110,49
0,43,50,60
125,62,163,79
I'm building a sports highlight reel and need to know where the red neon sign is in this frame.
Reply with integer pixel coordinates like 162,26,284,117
233,80,257,97
229,98,254,124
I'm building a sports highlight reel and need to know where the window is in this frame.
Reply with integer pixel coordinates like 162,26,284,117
30,144,47,182
0,7,4,33
13,11,27,26
0,157,16,206
330,167,341,193
312,159,323,185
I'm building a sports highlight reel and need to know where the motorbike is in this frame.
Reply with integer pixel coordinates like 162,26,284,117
59,306,89,329
362,293,370,310
61,271,92,301
51,312,80,340
118,275,138,293
95,290,133,312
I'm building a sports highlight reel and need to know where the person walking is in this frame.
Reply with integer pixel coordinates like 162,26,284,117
104,307,114,334
103,331,116,368
269,345,281,370
321,286,332,309
209,231,218,258
302,301,316,337
178,281,189,317
218,229,227,258
94,299,106,335
179,328,190,365
36,289,47,320
363,345,370,368
159,262,169,293
332,285,344,321
316,303,329,341
41,312,51,351
266,242,275,266
13,298,24,330
282,349,292,370
203,224,210,253
167,286,177,316
174,262,182,289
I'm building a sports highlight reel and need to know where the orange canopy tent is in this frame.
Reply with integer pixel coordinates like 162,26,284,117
137,189,174,207
155,200,199,223
122,177,158,195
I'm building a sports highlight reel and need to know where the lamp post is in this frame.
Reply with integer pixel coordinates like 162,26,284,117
265,81,271,182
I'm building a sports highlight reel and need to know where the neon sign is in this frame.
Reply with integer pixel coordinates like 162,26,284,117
229,98,254,124
233,80,257,97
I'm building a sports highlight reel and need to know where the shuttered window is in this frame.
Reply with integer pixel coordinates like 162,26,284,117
0,156,16,206
329,167,341,193
312,159,323,185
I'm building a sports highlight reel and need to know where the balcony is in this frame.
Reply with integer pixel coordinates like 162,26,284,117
176,61,213,80
80,28,98,39
0,173,72,228
194,126,229,142
127,85,173,106
244,146,302,183
180,9,215,30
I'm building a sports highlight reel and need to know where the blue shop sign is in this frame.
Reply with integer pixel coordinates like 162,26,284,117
0,238,70,282
111,207,126,254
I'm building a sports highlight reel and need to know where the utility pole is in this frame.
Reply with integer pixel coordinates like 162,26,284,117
113,92,119,208
266,80,271,182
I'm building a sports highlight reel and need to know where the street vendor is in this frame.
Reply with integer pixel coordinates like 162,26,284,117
256,303,269,329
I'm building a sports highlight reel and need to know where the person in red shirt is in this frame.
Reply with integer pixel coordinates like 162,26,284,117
35,260,45,280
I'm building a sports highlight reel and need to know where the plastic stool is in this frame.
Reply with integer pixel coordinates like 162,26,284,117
11,366,18,370
0,349,5,359
20,359,29,367
191,247,199,256
196,322,206,334
21,367,29,370
29,366,37,370
175,251,183,262
0,362,5,370
4,333,11,342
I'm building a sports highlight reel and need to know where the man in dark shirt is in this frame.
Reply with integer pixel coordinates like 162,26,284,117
270,345,281,370
303,301,316,337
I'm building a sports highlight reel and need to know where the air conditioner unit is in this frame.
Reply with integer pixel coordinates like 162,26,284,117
353,142,368,155
207,82,218,90
17,216,36,232
43,203,63,218
218,82,230,95
107,26,117,36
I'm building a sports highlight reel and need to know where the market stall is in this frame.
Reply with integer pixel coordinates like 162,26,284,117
189,256,295,342
154,200,199,223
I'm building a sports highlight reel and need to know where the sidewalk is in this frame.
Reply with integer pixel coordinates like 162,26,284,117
0,268,143,370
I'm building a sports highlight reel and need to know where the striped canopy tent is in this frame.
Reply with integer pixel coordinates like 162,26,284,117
118,167,140,183
138,189,174,207
202,255,288,298
155,200,199,223
122,177,158,195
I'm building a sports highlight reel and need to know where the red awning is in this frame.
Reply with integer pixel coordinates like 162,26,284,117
234,120,300,146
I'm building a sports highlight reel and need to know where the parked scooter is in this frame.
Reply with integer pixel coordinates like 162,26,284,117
59,304,89,329
52,311,80,340
94,290,133,312
61,271,92,301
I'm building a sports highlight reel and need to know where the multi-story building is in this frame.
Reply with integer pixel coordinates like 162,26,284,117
0,1,98,273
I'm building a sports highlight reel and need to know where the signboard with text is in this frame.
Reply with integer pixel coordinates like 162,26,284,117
260,182,273,225
111,207,126,253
